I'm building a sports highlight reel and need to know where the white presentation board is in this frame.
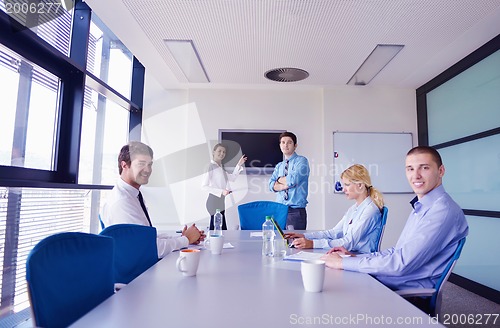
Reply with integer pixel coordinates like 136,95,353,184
333,132,413,194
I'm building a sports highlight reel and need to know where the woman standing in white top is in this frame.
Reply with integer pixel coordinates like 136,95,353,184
202,143,247,230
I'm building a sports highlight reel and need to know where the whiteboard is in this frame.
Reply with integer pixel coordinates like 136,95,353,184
333,132,413,194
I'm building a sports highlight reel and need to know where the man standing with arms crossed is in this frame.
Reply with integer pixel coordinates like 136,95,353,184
269,132,310,230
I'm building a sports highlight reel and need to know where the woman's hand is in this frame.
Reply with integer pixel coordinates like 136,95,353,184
291,237,313,249
237,155,247,166
283,232,304,239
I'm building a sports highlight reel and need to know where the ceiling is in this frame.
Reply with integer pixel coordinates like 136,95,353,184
85,0,500,90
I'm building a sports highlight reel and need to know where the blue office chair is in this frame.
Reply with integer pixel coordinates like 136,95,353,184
100,224,159,284
376,206,389,251
396,237,466,317
26,232,115,328
238,201,288,230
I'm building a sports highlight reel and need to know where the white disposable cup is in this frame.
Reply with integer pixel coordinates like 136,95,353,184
301,259,325,292
204,234,224,255
176,249,201,276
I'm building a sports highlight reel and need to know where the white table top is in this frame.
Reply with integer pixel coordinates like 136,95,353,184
71,231,442,327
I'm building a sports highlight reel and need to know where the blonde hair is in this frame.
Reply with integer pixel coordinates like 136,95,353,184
340,164,384,210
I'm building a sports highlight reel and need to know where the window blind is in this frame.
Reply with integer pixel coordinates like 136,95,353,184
0,187,87,313
0,1,72,56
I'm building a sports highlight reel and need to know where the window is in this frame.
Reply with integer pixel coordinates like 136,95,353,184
87,13,133,99
79,88,129,185
0,0,73,56
0,2,145,324
0,44,59,171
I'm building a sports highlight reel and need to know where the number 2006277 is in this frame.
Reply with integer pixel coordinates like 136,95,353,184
438,313,498,326
5,2,62,15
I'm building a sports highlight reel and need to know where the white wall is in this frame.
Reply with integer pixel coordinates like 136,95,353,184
323,87,417,248
141,75,417,249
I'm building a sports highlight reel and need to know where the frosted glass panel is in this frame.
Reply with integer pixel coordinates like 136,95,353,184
439,134,500,211
427,50,500,145
453,216,500,291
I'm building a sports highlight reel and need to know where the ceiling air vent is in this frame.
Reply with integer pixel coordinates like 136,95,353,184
265,67,309,82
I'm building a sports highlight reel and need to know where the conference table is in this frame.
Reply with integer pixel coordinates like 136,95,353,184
71,230,442,327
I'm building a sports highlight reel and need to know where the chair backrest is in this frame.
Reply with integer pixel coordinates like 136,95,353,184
238,201,288,230
376,206,389,251
100,224,159,284
26,232,115,328
431,237,466,316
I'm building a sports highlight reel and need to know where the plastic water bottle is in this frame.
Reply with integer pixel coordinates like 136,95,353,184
213,209,223,237
262,216,275,257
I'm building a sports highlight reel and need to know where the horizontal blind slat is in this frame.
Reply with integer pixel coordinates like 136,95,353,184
1,187,90,312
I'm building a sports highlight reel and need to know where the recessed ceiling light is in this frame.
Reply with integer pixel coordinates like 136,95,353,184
347,44,404,86
164,39,210,83
265,67,309,82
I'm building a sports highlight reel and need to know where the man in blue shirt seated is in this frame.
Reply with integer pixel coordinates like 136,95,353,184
321,146,469,294
269,132,310,230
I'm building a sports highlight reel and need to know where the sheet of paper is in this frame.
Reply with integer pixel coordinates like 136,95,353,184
250,231,263,237
284,251,324,261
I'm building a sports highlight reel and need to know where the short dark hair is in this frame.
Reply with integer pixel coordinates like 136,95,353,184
279,131,297,145
118,141,154,174
406,146,443,167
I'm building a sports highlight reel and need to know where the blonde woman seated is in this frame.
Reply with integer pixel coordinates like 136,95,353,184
284,164,384,254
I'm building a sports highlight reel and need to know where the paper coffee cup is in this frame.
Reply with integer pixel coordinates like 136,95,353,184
301,259,325,292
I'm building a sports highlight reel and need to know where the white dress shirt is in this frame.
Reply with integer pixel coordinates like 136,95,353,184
101,177,188,258
201,160,243,196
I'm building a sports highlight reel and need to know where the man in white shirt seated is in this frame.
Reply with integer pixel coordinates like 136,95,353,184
101,141,205,258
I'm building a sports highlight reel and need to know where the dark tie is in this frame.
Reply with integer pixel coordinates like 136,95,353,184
284,160,289,200
138,191,153,227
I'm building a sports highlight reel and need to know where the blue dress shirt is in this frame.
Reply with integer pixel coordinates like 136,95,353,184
269,153,310,208
342,185,468,290
303,197,382,253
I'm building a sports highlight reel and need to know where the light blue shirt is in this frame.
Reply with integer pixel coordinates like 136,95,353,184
269,153,310,208
342,185,469,290
304,197,382,253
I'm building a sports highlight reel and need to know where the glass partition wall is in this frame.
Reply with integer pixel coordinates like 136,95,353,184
416,34,500,302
